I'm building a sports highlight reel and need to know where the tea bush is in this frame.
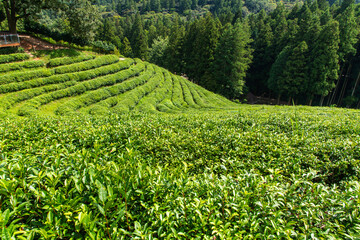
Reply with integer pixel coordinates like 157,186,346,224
0,107,359,239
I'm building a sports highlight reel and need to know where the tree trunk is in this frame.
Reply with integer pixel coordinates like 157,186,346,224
277,94,281,105
3,0,18,34
7,17,17,34
308,95,313,106
337,62,353,106
351,70,360,97
328,64,345,106
319,95,325,106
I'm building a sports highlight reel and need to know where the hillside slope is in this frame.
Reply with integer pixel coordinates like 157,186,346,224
0,53,237,116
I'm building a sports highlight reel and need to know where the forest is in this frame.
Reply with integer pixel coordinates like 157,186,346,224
1,0,360,107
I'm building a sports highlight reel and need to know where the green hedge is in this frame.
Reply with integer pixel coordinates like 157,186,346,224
0,53,29,64
0,68,53,85
48,54,95,67
0,81,78,111
135,69,173,112
0,59,134,94
55,63,152,115
86,64,156,114
18,62,145,116
111,66,164,112
0,60,45,73
53,55,119,74
170,74,188,108
178,76,198,108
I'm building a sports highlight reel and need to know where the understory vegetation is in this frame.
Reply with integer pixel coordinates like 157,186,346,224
0,106,359,239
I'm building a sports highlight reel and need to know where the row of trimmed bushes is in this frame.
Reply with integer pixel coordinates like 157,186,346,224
0,68,53,85
182,79,208,108
111,66,164,112
0,53,29,64
56,63,154,115
135,70,173,112
0,60,45,73
178,76,198,108
170,75,188,108
0,81,78,110
48,54,95,67
189,80,236,107
53,55,119,74
86,64,156,114
0,59,134,93
156,72,182,112
18,62,145,116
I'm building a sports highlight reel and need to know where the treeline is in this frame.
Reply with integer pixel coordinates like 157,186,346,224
248,0,360,106
92,0,360,106
95,0,276,16
104,12,253,99
23,0,360,107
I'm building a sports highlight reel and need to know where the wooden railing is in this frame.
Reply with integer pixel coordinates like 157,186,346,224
0,34,20,47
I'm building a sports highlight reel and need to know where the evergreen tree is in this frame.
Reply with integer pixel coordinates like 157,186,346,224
212,22,253,98
194,14,221,86
268,46,290,100
149,36,169,67
130,13,148,59
337,4,358,63
165,16,185,73
282,41,309,102
247,10,274,95
121,37,132,57
309,20,340,105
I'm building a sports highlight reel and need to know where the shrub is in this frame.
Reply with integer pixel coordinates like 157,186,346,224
0,60,45,73
48,54,95,67
0,53,30,64
53,55,119,74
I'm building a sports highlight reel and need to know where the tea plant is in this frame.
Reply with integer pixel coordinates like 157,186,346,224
0,106,359,239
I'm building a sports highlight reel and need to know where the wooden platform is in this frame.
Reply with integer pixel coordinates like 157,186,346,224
0,42,20,48
0,34,20,48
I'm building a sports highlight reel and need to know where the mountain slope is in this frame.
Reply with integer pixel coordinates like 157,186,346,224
0,53,237,116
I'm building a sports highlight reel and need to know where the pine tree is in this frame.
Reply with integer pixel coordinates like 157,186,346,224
247,10,274,95
282,41,309,102
212,22,253,99
309,20,340,105
165,16,185,73
130,13,148,60
337,4,358,63
268,46,290,100
121,37,132,57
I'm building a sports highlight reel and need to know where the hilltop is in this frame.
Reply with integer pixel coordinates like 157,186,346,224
0,51,237,117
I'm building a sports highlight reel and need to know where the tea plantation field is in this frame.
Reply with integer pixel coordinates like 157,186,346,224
1,105,360,239
0,53,236,117
0,52,360,239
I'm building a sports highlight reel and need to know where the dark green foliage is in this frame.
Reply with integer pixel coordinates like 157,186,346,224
268,46,290,97
281,41,309,100
212,22,253,99
130,13,148,60
247,10,274,95
337,4,358,63
309,20,340,98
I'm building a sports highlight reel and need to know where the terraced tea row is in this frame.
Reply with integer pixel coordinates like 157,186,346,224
0,54,236,116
